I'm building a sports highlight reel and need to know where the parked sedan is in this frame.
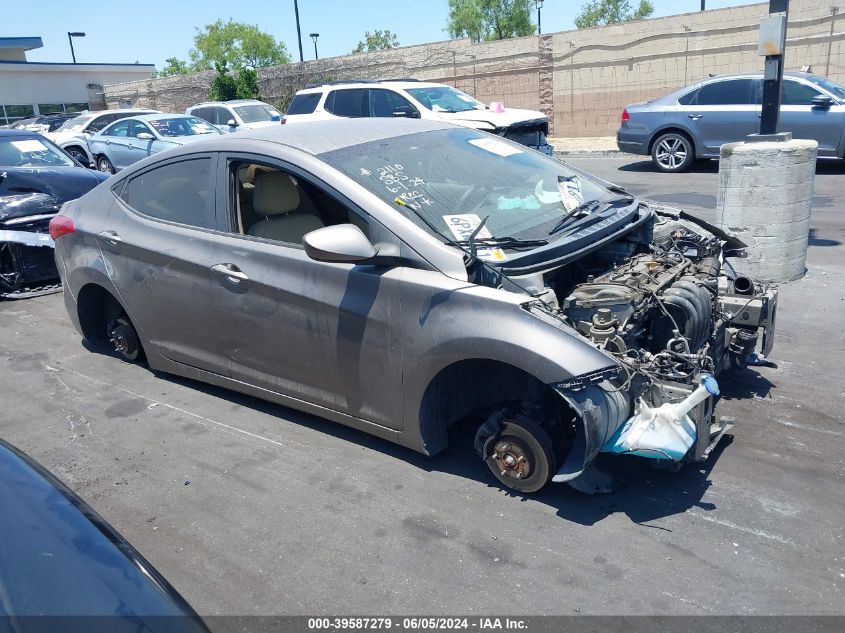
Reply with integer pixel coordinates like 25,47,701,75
0,130,108,298
51,119,775,494
89,114,222,173
618,71,845,172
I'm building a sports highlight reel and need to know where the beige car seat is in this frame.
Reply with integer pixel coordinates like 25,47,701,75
248,171,324,243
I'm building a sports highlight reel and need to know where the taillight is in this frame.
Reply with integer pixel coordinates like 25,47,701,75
48,215,75,240
621,108,630,123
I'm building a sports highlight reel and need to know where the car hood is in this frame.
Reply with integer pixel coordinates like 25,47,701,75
0,166,108,221
437,107,548,128
241,120,280,130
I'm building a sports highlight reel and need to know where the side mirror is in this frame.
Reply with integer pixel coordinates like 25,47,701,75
393,106,421,119
812,95,833,109
303,224,377,263
136,132,154,140
226,119,238,127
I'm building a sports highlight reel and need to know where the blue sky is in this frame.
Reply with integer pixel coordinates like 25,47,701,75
8,0,761,70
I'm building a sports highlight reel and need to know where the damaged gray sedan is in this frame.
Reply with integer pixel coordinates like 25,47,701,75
51,119,776,493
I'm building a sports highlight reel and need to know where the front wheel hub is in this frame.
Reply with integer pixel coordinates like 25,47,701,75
492,438,532,481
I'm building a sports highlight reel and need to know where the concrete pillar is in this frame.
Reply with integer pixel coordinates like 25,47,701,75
716,139,817,282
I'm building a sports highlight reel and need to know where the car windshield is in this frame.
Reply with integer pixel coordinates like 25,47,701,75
809,75,845,100
147,117,220,137
406,87,485,113
55,115,93,133
233,104,280,123
319,127,619,244
0,137,75,167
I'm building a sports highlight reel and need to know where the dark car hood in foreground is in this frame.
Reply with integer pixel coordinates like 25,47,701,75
0,439,208,630
0,167,108,222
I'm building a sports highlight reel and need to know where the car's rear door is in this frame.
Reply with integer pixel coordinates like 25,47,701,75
206,152,405,429
681,78,758,154
98,153,230,374
97,119,133,169
127,120,158,163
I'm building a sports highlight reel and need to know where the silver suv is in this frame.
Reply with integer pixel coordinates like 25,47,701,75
618,71,845,172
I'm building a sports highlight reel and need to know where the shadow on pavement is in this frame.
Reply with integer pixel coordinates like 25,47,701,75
130,363,748,529
808,227,841,247
618,156,845,175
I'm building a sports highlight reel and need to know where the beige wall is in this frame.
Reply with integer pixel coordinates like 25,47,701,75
104,0,845,137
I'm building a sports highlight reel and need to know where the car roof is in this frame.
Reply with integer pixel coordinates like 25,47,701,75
130,113,195,122
91,109,157,118
296,80,449,95
699,70,814,81
189,100,266,107
0,128,43,138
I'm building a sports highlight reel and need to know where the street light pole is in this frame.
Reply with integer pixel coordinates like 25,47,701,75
67,31,85,64
536,0,544,35
310,33,320,60
759,0,790,136
293,0,304,62
701,0,706,10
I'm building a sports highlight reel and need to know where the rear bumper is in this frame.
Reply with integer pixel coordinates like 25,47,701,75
616,130,649,155
0,230,58,297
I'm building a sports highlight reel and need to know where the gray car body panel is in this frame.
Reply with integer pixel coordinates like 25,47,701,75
618,71,845,159
54,120,622,457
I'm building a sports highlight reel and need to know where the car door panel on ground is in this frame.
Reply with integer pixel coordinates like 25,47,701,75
772,79,845,156
208,154,405,429
98,155,228,373
680,78,759,154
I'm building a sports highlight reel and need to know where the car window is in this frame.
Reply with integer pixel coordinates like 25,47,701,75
120,158,215,229
325,89,367,117
369,89,415,117
128,120,154,138
87,114,119,133
286,93,321,115
0,137,75,168
406,86,484,113
228,159,369,243
233,103,280,123
688,79,755,105
782,80,822,105
102,120,131,137
215,107,234,125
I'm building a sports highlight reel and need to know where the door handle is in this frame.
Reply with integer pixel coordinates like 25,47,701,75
98,230,122,245
688,114,703,120
211,263,249,282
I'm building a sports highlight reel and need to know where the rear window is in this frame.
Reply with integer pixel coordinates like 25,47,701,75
287,93,321,115
120,158,215,230
325,89,367,117
684,79,755,106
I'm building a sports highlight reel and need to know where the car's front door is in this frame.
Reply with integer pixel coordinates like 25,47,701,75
98,154,229,374
206,153,405,429
127,120,159,163
681,78,758,154
772,79,845,156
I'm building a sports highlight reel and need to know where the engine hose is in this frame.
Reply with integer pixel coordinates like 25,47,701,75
675,279,713,346
664,288,704,346
661,292,701,347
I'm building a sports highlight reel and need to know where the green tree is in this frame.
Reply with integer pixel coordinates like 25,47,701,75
190,19,290,71
156,57,191,77
236,67,260,99
446,0,534,42
352,29,400,54
574,0,654,29
209,62,238,101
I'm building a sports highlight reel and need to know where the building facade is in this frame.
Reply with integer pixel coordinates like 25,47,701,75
0,36,154,125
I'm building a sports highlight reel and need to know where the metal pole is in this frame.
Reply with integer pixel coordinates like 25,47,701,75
538,6,542,34
759,0,790,135
313,40,319,60
293,0,304,63
68,33,76,64
701,0,705,10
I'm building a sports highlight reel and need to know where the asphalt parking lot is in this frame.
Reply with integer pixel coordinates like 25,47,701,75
1,155,843,616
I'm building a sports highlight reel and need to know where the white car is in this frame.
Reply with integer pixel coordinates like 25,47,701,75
185,99,283,133
45,109,159,167
283,80,553,155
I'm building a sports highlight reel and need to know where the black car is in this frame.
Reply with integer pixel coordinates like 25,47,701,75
12,112,81,134
0,129,108,298
0,439,209,631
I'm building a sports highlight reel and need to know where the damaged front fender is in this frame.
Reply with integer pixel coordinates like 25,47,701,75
551,380,630,483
